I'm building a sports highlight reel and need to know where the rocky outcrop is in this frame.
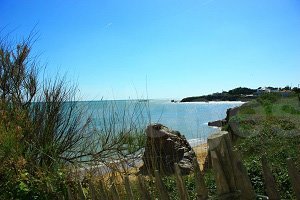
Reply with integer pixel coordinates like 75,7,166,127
225,106,240,122
225,107,243,141
208,120,226,127
208,106,241,142
138,124,196,175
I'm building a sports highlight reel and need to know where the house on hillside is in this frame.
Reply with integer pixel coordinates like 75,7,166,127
256,87,279,95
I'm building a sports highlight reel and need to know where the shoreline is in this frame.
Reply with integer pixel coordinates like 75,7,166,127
179,100,245,104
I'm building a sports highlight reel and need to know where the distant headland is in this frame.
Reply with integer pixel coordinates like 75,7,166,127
180,86,299,102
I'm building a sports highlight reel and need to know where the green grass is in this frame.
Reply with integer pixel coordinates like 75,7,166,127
231,93,300,199
232,94,300,137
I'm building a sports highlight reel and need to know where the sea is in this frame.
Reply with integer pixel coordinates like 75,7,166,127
81,99,244,146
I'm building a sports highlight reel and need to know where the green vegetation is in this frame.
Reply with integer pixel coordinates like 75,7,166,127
2,33,299,199
181,87,257,102
181,86,299,102
230,93,300,199
0,35,146,199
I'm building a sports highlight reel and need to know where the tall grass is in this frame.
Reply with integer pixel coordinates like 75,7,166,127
0,33,147,198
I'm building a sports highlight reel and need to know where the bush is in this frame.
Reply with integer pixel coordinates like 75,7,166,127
257,93,280,106
0,34,147,198
281,105,300,115
239,106,256,115
236,121,300,199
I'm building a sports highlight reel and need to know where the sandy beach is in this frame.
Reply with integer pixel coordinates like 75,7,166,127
192,143,208,170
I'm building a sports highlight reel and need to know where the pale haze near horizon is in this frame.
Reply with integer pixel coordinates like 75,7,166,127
1,0,300,100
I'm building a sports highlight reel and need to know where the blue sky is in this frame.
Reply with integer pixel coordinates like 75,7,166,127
1,0,300,100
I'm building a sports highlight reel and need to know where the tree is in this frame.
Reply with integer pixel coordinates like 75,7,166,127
228,87,256,95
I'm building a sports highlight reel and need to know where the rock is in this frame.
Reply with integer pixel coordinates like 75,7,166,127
208,120,226,127
139,124,196,175
225,107,240,122
225,107,242,141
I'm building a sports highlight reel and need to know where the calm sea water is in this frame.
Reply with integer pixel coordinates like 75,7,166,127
80,100,243,145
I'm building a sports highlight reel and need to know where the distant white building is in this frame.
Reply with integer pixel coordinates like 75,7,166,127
256,87,279,95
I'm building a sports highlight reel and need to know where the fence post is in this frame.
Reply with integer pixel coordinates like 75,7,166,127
261,156,280,200
174,163,189,200
207,131,240,199
232,150,256,199
67,185,74,200
110,182,120,200
78,181,86,200
154,170,171,200
193,158,208,200
124,175,134,200
98,179,109,200
287,158,300,199
137,175,152,200
88,180,98,200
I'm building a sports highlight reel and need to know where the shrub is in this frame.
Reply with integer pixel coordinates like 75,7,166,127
236,121,300,199
281,104,300,115
257,93,280,106
239,106,256,115
0,33,147,198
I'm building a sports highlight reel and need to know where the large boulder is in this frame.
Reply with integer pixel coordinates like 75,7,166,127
139,124,196,175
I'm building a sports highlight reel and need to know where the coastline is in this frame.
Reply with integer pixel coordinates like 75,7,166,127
179,100,245,104
78,103,240,177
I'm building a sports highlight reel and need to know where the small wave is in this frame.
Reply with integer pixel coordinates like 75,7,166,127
207,101,245,104
211,126,220,129
180,101,245,105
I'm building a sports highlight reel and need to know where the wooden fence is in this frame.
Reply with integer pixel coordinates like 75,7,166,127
67,131,300,200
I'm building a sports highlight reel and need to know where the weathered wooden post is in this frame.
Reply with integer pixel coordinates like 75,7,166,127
124,175,134,200
67,185,74,200
207,131,255,200
78,181,86,200
98,179,109,200
110,182,120,200
88,180,98,200
174,163,189,200
137,175,152,200
154,170,171,200
287,158,300,199
193,158,208,200
208,131,238,199
232,150,256,199
261,156,280,200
